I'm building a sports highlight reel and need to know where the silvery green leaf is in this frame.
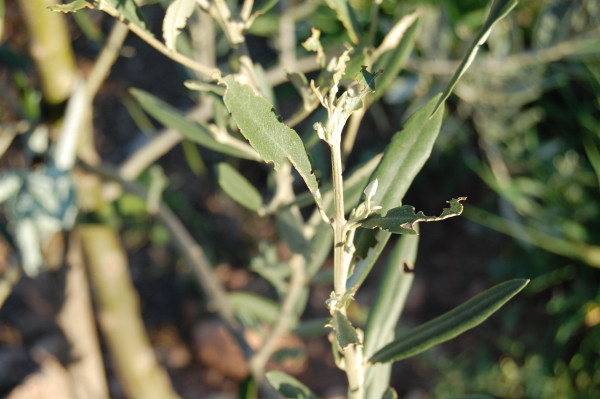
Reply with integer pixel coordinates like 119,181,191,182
163,0,196,51
216,163,263,211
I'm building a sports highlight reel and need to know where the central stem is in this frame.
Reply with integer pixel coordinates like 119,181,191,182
331,142,347,298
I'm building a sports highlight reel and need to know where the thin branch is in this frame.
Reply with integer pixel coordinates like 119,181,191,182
99,2,220,80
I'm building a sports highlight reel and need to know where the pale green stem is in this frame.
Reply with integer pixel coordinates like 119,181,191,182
99,2,219,79
331,142,347,298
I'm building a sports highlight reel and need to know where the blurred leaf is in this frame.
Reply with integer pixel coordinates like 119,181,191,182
250,243,290,296
432,0,519,115
369,279,530,363
103,0,150,32
254,0,279,15
48,0,92,12
361,198,465,234
221,76,323,210
381,388,398,399
181,141,206,175
373,14,419,101
0,0,4,41
331,310,360,349
324,0,360,44
238,375,258,399
266,370,321,399
130,88,255,159
215,163,262,211
277,208,310,255
228,292,279,327
364,233,418,398
163,0,195,51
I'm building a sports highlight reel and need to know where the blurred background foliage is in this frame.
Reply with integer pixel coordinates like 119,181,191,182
1,0,599,397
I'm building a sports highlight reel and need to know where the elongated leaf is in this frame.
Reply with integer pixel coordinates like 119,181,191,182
228,292,279,327
216,163,263,211
364,233,418,399
163,0,196,51
331,311,360,349
130,88,255,159
373,14,419,101
369,279,529,364
325,0,360,44
361,197,466,234
266,370,321,399
432,0,518,115
102,0,150,32
368,94,444,213
48,0,92,12
221,76,323,209
382,388,398,399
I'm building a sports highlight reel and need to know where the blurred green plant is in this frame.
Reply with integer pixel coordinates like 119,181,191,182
0,0,545,398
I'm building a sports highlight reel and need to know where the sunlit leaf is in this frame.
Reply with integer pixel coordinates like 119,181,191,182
266,370,321,399
215,163,263,211
163,0,196,51
361,198,466,234
369,279,529,363
324,0,360,44
221,76,323,210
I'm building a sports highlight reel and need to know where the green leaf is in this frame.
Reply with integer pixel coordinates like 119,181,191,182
163,0,196,51
324,0,360,44
363,234,418,399
331,311,360,349
48,0,92,13
373,18,419,101
266,370,321,399
381,387,398,399
215,163,263,211
102,0,150,32
130,88,255,159
369,279,529,364
432,0,518,115
228,292,279,327
361,198,466,234
368,94,444,214
221,76,323,210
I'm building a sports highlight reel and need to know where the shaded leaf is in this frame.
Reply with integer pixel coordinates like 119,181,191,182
163,0,196,51
48,0,92,12
266,370,321,399
103,0,150,32
215,163,263,211
369,279,529,363
331,310,360,349
221,76,323,209
324,0,360,44
361,198,466,234
130,88,255,159
382,387,398,399
432,0,519,115
367,94,444,214
228,292,279,327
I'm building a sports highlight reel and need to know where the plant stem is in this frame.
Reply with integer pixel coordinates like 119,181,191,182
331,143,347,298
99,2,220,80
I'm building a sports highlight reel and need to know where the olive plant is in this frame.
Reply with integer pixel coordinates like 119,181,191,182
13,0,530,397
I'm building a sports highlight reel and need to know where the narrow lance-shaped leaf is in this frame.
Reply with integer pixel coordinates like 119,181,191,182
361,198,466,234
215,163,263,211
130,88,256,159
163,0,196,51
431,0,519,115
324,0,360,44
221,76,324,210
48,0,93,12
266,370,321,399
369,279,529,364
